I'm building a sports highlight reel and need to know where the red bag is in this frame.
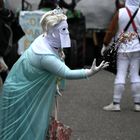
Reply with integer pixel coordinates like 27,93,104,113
46,117,72,140
46,96,72,140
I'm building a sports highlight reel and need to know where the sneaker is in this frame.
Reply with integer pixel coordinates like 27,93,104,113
134,104,140,112
103,103,121,111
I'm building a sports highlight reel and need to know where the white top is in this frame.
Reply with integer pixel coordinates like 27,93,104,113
117,6,140,53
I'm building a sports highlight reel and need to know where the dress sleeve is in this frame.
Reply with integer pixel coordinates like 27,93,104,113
40,55,87,79
103,11,119,46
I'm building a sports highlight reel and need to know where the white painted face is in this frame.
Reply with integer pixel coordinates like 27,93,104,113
47,20,71,48
58,20,71,48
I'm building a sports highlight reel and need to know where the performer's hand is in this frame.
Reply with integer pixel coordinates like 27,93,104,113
85,59,109,77
101,44,107,56
0,57,8,72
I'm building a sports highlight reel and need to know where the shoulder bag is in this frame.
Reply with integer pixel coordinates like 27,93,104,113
103,6,140,74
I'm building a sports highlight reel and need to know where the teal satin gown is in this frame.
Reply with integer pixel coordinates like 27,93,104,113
0,46,87,140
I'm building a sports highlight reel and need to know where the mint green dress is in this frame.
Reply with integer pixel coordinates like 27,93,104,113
0,45,87,140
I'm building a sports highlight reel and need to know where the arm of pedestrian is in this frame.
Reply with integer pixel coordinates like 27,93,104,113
0,57,8,72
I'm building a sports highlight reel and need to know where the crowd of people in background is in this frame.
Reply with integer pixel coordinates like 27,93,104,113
0,0,126,83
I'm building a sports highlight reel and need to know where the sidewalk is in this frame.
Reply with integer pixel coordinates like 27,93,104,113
58,70,140,140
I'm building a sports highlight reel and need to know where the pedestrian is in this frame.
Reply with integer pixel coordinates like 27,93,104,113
0,0,24,83
0,8,108,140
101,0,140,111
0,0,13,81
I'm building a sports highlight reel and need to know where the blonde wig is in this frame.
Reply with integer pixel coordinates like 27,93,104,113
40,8,67,34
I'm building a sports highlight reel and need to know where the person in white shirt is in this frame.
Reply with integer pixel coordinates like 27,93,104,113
101,0,140,111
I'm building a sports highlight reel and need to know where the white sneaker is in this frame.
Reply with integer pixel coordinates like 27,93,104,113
103,103,120,111
134,104,140,112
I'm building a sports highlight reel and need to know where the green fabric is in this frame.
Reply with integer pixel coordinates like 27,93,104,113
66,10,82,19
0,50,57,140
0,46,86,140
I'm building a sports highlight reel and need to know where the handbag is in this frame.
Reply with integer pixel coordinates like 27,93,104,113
103,6,140,74
46,96,72,140
103,41,118,74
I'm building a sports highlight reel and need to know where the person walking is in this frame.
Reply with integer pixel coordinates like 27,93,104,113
0,8,108,140
101,0,140,111
0,0,24,83
0,0,11,78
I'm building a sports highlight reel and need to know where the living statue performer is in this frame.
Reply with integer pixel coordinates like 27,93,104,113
0,7,108,140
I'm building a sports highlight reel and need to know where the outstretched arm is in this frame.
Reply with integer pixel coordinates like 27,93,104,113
41,55,108,79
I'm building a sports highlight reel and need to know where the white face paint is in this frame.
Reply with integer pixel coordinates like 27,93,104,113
58,21,71,48
47,20,71,49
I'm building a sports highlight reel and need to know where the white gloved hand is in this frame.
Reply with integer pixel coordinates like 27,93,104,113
0,57,8,72
101,44,107,56
85,59,109,77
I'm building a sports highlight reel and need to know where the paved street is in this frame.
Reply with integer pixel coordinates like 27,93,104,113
58,70,140,140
